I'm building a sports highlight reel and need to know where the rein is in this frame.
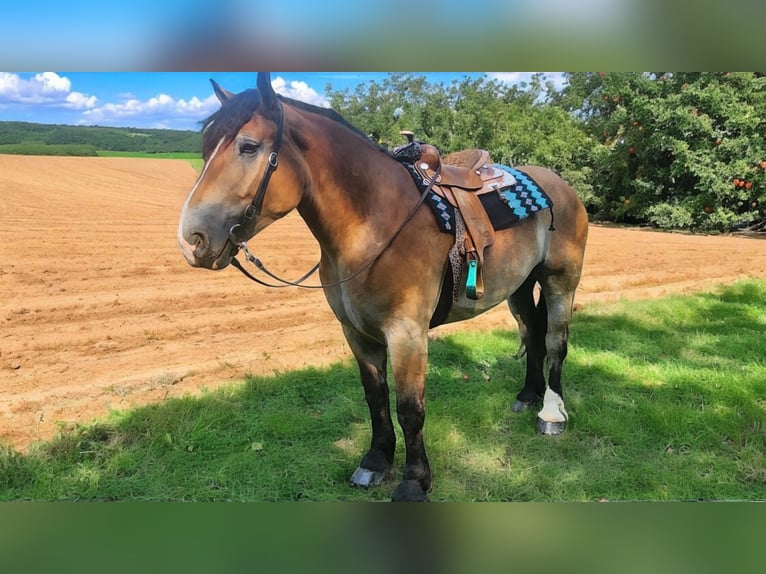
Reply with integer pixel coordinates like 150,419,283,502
227,100,439,289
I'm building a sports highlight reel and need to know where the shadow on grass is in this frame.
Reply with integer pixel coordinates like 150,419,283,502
426,280,766,501
1,281,764,501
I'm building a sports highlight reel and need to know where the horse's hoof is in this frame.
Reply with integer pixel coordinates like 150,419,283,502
350,466,386,488
537,417,566,435
512,399,533,412
391,480,429,502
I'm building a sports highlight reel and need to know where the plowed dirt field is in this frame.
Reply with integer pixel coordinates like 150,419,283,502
2,155,764,450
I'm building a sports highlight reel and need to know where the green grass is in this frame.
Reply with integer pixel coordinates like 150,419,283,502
96,150,203,170
2,280,764,501
0,146,203,170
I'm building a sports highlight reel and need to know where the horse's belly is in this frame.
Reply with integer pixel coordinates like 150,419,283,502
439,222,547,325
441,295,506,324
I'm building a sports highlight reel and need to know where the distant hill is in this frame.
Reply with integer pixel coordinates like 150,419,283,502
0,121,202,156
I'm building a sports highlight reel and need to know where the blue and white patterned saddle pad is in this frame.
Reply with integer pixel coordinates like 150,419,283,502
426,165,553,233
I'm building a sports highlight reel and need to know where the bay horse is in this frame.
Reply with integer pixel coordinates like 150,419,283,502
178,73,588,501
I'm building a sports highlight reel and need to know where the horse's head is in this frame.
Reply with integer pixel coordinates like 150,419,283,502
178,72,305,270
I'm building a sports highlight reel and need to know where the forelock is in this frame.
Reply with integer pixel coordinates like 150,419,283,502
200,89,261,160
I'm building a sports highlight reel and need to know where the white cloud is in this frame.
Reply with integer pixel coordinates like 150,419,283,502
82,93,220,126
271,76,329,107
80,75,330,129
0,72,96,109
0,73,328,130
78,75,327,129
36,71,71,93
66,91,98,109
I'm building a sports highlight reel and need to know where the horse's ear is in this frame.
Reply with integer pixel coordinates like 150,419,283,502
210,79,234,104
256,72,278,111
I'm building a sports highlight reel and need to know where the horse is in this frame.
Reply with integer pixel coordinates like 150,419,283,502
178,73,589,501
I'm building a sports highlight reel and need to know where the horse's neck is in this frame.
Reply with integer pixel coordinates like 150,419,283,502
296,120,413,260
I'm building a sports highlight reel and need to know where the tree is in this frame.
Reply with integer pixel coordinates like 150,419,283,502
327,73,594,203
558,72,766,231
327,72,766,232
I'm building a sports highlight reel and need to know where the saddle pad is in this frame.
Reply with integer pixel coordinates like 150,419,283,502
427,191,458,232
424,166,553,234
478,166,553,231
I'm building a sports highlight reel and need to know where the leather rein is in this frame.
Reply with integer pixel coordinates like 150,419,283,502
227,99,439,290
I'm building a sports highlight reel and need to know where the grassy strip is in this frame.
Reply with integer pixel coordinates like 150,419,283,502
96,151,203,170
2,280,764,501
0,146,203,170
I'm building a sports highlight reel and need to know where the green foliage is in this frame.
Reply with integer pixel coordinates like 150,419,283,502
329,72,765,232
327,73,594,200
0,121,201,155
560,72,766,231
1,281,765,501
0,142,98,156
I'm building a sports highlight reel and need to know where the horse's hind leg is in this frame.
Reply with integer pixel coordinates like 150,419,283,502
507,276,547,412
343,326,396,488
536,272,578,435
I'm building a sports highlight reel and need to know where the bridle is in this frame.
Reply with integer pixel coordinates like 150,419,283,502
226,98,439,290
227,99,315,288
227,100,285,246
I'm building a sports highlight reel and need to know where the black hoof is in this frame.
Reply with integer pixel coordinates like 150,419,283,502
512,399,533,412
350,466,388,488
391,480,429,502
537,417,566,435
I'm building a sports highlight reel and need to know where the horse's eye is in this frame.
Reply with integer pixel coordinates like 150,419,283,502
239,141,261,156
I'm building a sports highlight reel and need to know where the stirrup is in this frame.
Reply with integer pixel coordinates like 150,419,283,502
465,258,479,299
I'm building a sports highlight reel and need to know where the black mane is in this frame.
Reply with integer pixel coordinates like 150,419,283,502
200,90,390,160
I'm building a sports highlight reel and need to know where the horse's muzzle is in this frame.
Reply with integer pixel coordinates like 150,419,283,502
178,228,234,270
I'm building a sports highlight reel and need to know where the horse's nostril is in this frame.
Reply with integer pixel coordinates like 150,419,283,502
192,232,208,254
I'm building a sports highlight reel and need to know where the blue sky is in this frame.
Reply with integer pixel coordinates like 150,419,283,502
0,72,564,131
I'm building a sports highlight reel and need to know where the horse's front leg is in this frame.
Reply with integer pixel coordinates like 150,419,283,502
343,325,396,488
386,321,432,502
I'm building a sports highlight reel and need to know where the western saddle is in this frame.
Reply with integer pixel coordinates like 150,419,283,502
395,131,517,300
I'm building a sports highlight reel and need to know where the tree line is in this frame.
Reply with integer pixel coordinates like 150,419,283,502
0,121,201,156
326,72,765,232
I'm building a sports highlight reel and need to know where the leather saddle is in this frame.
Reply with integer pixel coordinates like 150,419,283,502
397,133,516,300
